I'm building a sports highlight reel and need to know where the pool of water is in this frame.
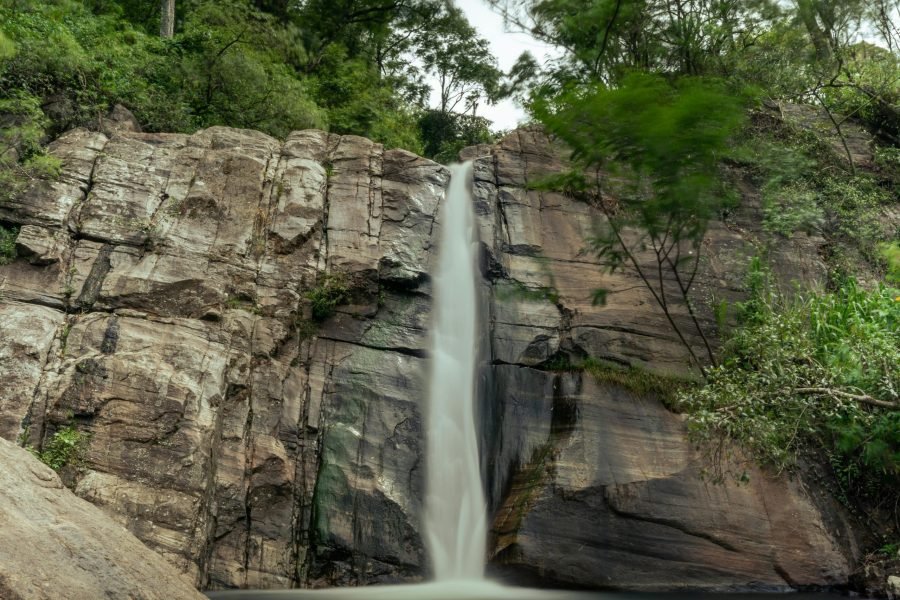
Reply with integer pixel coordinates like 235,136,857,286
205,580,857,600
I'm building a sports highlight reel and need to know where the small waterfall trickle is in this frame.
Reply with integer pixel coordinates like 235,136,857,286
425,161,487,582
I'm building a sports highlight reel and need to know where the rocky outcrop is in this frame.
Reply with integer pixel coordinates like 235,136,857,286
0,117,870,592
469,127,859,590
0,437,205,600
0,124,444,589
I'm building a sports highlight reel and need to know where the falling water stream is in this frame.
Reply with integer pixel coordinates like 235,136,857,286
424,160,487,582
206,166,849,600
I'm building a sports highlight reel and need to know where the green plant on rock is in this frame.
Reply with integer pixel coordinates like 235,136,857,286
224,294,261,314
728,125,894,275
0,225,17,265
31,425,90,471
878,541,900,557
0,90,62,206
494,279,559,304
679,260,900,497
306,272,351,321
543,355,697,407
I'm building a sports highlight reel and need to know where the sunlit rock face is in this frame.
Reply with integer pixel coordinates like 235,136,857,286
0,116,865,593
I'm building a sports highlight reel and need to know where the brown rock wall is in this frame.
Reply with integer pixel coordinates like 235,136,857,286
0,117,869,594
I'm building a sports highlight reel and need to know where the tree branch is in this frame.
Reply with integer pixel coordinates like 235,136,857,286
793,387,899,410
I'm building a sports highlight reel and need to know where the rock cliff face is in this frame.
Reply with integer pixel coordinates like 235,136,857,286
466,128,856,590
0,117,860,593
0,124,442,589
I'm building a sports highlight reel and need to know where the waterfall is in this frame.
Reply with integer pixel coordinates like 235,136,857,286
425,161,487,581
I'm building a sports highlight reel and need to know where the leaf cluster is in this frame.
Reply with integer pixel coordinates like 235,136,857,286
680,263,900,492
306,273,351,321
30,425,90,471
0,224,18,265
536,73,744,242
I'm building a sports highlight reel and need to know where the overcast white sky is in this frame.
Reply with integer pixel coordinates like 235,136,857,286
427,0,562,131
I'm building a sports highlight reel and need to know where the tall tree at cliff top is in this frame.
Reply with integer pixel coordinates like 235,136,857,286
278,0,502,156
0,0,502,156
415,3,504,159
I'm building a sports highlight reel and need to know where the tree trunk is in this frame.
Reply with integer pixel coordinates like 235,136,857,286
160,0,175,38
796,0,831,62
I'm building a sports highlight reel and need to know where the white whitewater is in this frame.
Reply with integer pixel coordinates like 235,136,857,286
425,161,487,581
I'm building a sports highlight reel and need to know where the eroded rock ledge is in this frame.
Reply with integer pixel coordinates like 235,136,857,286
0,121,861,593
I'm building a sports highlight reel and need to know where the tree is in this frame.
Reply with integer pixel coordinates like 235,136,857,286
160,0,175,38
416,4,503,116
490,0,777,88
533,73,745,375
418,109,494,162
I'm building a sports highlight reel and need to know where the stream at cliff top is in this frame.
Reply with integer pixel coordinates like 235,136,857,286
205,165,853,600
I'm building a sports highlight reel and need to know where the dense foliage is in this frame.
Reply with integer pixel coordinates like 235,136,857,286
30,425,90,471
0,0,505,160
681,265,899,502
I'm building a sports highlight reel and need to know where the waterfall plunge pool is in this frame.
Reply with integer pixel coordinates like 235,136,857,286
207,583,856,600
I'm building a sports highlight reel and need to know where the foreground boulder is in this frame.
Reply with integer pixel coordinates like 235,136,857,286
0,437,205,600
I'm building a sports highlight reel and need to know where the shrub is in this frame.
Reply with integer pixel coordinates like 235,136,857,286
306,273,350,321
31,425,90,471
679,262,900,497
0,225,17,265
728,127,893,271
879,241,900,284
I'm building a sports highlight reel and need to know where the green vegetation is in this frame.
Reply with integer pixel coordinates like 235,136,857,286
543,355,696,406
533,73,745,374
306,272,351,321
679,261,899,502
880,241,900,284
728,123,896,273
494,279,560,304
0,0,506,167
0,224,17,265
31,425,90,471
224,294,261,314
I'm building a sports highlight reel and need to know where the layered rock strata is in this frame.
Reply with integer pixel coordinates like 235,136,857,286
0,118,867,593
0,124,444,589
